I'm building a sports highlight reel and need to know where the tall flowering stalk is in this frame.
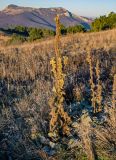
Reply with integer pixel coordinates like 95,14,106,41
87,51,102,113
49,15,71,139
110,74,116,128
112,74,116,109
87,50,96,113
96,59,102,112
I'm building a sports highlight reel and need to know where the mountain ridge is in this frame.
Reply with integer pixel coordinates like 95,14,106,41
0,4,92,30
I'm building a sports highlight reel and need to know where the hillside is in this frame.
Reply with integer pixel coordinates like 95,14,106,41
0,28,116,159
0,4,92,30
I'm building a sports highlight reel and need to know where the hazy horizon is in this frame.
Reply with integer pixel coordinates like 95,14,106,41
0,0,116,17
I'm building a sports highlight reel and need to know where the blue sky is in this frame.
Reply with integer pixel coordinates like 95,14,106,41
0,0,116,17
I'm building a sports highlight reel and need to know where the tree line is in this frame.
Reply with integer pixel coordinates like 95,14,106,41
91,12,116,31
0,24,86,44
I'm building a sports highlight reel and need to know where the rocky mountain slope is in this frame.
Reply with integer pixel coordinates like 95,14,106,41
0,4,92,29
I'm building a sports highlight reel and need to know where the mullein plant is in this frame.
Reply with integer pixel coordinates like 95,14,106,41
87,49,96,113
95,59,102,112
110,74,116,128
49,15,71,140
87,50,102,113
112,74,116,109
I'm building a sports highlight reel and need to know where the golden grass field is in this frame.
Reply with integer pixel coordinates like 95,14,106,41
0,29,115,79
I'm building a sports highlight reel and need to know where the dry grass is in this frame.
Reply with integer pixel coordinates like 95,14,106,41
0,29,115,80
0,28,116,159
0,34,11,46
